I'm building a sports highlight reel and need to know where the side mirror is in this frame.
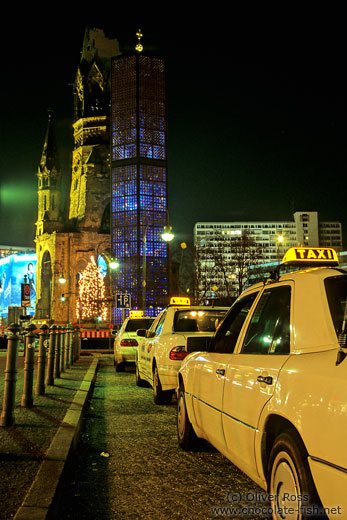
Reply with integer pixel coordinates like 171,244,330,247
186,336,211,353
136,329,147,337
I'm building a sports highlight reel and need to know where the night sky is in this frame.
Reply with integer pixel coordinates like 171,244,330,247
0,18,345,249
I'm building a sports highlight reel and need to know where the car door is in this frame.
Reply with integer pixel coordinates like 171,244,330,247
143,311,167,382
138,312,164,379
222,284,292,479
190,291,259,452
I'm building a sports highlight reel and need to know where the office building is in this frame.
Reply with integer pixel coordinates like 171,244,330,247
194,211,342,301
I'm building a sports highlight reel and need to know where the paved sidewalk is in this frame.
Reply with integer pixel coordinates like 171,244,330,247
0,350,99,519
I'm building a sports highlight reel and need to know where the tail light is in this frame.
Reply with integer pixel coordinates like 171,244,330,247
169,346,189,360
120,338,138,347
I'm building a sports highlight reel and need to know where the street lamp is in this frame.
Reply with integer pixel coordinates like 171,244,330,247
161,225,174,242
47,260,66,284
58,273,66,284
161,209,174,243
109,259,120,270
277,234,284,263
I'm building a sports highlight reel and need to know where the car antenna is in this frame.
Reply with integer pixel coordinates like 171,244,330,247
336,299,347,366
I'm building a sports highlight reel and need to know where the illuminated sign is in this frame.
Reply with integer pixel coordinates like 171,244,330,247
0,253,37,317
282,247,339,266
170,297,191,306
130,310,144,318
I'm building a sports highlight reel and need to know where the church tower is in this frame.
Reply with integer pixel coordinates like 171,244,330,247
36,111,63,236
69,28,120,231
35,28,119,323
35,111,65,319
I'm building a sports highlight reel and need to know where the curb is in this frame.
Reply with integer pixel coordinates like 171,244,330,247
14,358,99,520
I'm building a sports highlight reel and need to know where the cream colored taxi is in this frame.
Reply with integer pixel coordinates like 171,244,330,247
177,247,347,519
114,311,154,372
135,297,228,404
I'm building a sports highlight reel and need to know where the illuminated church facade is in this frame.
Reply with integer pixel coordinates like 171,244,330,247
34,28,170,325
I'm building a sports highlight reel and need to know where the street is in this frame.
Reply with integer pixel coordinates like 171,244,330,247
54,356,270,520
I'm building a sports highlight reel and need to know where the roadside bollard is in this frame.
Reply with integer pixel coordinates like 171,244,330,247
0,324,21,427
74,327,80,361
60,326,65,374
54,326,61,379
35,324,49,395
46,325,57,386
64,325,70,369
68,325,74,366
21,324,37,408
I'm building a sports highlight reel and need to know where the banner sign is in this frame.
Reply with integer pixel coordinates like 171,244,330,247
21,283,31,307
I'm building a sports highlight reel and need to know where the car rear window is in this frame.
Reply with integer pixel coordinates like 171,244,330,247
174,309,227,333
125,318,154,332
324,275,347,337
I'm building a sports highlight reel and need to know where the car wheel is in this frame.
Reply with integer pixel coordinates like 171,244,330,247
268,431,327,520
115,362,124,372
135,363,146,387
177,385,199,450
153,365,172,404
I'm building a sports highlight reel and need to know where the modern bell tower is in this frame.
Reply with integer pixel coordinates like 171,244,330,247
110,30,169,321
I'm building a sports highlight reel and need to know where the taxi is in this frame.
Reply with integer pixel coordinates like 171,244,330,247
135,297,228,404
177,247,347,519
114,310,154,372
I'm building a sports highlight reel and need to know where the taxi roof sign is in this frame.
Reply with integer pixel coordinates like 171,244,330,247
170,296,191,306
129,310,144,318
282,247,339,266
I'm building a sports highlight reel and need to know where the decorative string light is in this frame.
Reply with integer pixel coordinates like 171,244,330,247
76,256,108,321
135,29,143,53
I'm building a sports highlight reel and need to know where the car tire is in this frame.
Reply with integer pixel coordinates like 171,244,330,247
177,385,199,450
153,365,172,404
115,362,125,372
268,430,327,520
135,363,146,387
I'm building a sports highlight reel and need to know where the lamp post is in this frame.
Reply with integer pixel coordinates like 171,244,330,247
179,242,187,296
161,211,174,301
277,234,284,263
142,226,148,312
142,212,175,312
50,261,66,285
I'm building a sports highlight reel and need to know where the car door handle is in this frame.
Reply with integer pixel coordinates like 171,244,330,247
257,375,273,385
216,368,225,376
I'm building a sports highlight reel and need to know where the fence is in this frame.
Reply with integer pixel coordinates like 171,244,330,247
0,323,80,427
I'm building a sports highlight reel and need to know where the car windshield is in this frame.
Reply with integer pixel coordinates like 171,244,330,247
125,318,154,332
325,275,347,337
173,309,227,333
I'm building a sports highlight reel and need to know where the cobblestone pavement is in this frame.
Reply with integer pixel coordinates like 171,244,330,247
55,357,271,520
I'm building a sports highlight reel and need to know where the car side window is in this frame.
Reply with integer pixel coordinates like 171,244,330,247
146,314,162,337
154,311,167,336
241,285,291,355
212,293,258,354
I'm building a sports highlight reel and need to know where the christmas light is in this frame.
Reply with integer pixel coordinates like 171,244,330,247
76,256,108,321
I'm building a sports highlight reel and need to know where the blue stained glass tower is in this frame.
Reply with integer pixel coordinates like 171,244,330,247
110,40,168,323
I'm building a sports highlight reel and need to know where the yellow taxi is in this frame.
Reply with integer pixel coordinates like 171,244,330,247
177,247,346,519
114,311,154,372
135,297,228,404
